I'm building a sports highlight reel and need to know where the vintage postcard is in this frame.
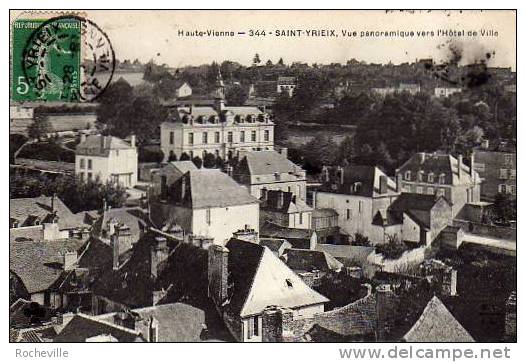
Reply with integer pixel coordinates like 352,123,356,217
9,9,516,347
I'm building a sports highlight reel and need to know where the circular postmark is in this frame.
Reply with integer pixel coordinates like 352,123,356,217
21,15,115,102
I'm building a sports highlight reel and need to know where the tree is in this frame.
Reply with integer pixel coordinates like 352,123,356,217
351,233,371,247
278,57,284,66
492,192,516,223
337,135,355,164
253,53,261,66
266,59,273,66
27,115,53,141
375,234,408,260
167,151,177,162
215,156,224,169
180,152,190,161
192,156,203,169
225,84,248,106
203,153,217,168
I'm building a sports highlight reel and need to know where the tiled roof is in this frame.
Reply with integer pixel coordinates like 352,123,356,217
396,153,479,185
170,169,259,209
260,190,313,214
10,238,86,293
321,165,398,197
260,221,315,249
402,296,475,342
76,135,133,156
389,193,444,212
54,314,144,342
282,248,343,272
95,302,230,342
237,151,303,176
224,239,329,318
10,195,79,230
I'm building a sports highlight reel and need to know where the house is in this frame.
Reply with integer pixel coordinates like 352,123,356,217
10,195,82,242
173,81,192,98
234,150,307,200
160,72,274,161
55,302,229,342
314,165,400,245
150,169,260,245
208,238,329,342
434,86,462,98
75,134,138,188
260,189,313,229
260,220,317,250
396,152,481,217
54,313,144,342
386,193,452,245
150,160,197,196
402,296,474,342
277,76,296,97
473,140,516,200
10,238,85,309
398,82,421,95
312,208,340,243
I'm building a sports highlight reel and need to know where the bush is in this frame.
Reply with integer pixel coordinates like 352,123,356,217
375,234,408,260
351,232,371,247
138,147,164,163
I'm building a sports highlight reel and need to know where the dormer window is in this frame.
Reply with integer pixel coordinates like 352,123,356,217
404,171,411,181
427,173,434,183
353,182,362,193
417,171,424,182
438,173,446,184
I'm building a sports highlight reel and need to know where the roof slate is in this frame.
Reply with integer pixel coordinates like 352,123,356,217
10,195,78,230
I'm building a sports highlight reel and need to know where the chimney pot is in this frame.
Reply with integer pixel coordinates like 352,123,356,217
457,154,463,177
418,152,426,164
130,135,136,148
111,234,120,270
80,133,87,144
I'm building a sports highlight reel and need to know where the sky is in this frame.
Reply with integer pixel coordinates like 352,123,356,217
18,10,517,70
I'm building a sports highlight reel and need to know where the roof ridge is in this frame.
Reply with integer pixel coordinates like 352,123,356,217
76,313,141,335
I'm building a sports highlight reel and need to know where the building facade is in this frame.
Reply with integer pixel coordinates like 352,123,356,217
396,152,481,217
75,135,138,188
473,141,516,200
160,72,274,161
259,189,313,230
233,150,307,200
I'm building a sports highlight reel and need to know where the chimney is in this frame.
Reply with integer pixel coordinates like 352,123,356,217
180,176,187,201
113,311,137,330
63,251,78,271
418,152,426,164
100,135,105,149
226,165,233,177
277,147,288,158
107,217,117,237
111,233,120,270
102,198,108,212
80,133,87,144
262,306,295,342
277,191,284,209
232,225,259,244
396,174,403,193
375,284,397,342
322,166,329,182
51,194,56,213
441,267,457,297
130,135,136,148
338,166,345,185
457,154,463,178
261,188,268,200
160,175,167,201
481,139,489,149
379,175,388,194
208,244,230,306
470,153,476,182
116,223,132,249
151,236,169,279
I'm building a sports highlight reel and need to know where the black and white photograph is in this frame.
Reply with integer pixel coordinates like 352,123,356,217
7,7,518,353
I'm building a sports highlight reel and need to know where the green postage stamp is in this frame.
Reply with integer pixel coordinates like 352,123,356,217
11,12,115,103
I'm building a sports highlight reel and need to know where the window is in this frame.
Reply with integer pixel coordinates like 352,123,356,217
264,130,270,142
169,131,174,145
215,132,220,143
358,201,363,214
240,131,245,142
438,174,446,184
427,187,434,195
509,169,516,180
189,151,194,159
227,132,233,143
417,171,424,182
188,132,194,145
498,184,507,193
87,159,92,170
206,209,211,225
251,131,257,142
248,316,259,339
346,209,351,220
253,316,259,337
427,173,434,183
80,158,85,168
504,154,513,165
203,132,208,144
79,172,84,182
299,213,303,224
416,186,423,194
437,188,445,197
499,169,508,179
87,172,93,180
215,150,220,158
404,171,411,181
510,185,516,195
